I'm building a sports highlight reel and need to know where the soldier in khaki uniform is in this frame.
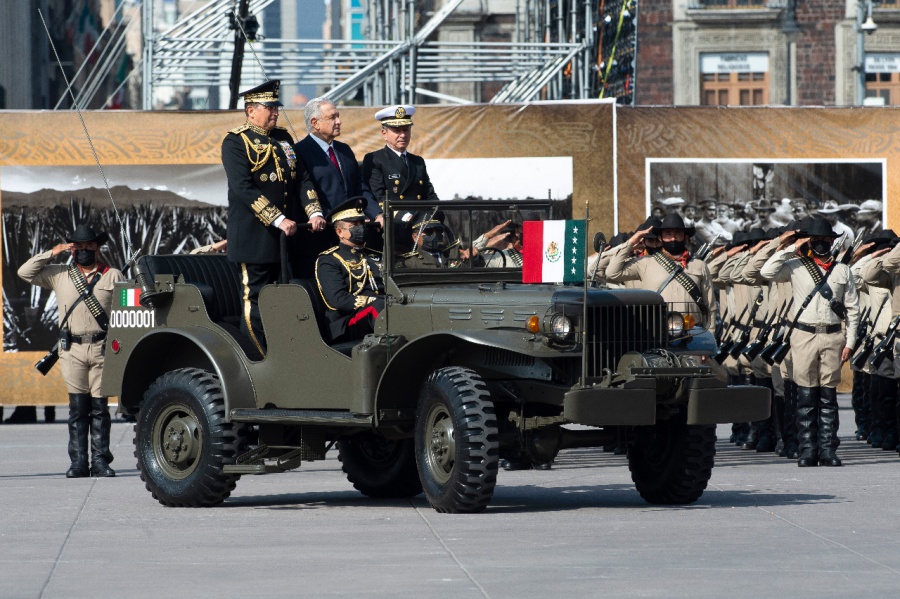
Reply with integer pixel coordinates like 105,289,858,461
18,225,124,478
759,217,860,467
606,213,717,330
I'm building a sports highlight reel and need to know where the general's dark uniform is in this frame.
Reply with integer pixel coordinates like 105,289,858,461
222,80,313,357
315,199,385,343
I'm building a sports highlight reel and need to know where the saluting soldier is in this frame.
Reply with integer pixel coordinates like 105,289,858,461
222,79,310,358
316,197,385,343
606,213,717,331
362,105,439,208
18,225,124,478
759,217,860,467
395,210,467,269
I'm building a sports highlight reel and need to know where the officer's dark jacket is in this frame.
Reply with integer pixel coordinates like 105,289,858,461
294,136,381,220
315,243,383,340
363,146,439,207
222,123,312,264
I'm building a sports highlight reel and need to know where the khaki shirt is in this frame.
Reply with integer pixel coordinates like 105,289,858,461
606,241,717,328
760,246,860,348
18,250,124,335
862,242,900,314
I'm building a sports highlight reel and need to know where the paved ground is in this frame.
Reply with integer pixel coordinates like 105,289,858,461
2,398,900,599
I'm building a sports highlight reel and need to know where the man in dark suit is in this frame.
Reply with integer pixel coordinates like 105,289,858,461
294,97,383,276
222,79,309,357
362,104,439,208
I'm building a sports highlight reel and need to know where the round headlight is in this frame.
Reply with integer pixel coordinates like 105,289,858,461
667,312,685,338
549,314,572,338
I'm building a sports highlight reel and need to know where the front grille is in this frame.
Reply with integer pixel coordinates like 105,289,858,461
584,303,667,377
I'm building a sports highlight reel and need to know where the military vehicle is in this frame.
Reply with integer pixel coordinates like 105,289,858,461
101,200,769,513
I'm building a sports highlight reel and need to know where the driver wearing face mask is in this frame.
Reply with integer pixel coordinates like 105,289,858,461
395,210,463,269
315,197,385,343
605,212,717,332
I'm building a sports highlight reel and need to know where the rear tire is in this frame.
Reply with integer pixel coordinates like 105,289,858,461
415,367,499,513
338,433,423,498
628,412,716,505
135,368,245,507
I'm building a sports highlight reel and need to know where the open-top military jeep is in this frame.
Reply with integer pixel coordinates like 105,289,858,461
101,200,769,513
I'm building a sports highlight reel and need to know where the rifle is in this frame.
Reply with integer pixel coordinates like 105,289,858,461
728,290,765,359
695,234,721,262
849,304,873,356
869,314,900,369
742,297,793,362
850,297,887,369
714,305,729,343
712,303,749,364
760,298,795,365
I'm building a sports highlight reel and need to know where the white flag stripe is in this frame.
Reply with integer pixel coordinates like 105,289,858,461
542,220,566,282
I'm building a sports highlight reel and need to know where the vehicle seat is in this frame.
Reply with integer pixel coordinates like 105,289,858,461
291,278,357,356
139,254,242,326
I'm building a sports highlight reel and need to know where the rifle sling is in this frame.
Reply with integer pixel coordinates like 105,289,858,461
784,259,839,338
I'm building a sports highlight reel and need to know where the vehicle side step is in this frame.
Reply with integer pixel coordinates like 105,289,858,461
229,408,373,426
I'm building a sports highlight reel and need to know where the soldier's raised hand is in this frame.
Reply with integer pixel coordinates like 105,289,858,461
52,242,73,257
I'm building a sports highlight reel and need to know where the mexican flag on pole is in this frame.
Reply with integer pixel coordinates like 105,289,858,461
521,220,586,283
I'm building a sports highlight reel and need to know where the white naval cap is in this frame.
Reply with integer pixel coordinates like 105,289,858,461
375,105,415,127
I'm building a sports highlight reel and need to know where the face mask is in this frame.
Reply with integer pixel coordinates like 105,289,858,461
810,239,830,257
347,224,366,246
421,230,446,253
662,240,686,255
73,249,97,267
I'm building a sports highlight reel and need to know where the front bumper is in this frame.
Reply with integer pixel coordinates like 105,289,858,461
562,375,771,427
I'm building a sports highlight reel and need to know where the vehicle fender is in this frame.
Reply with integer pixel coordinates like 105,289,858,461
118,326,255,415
375,329,560,416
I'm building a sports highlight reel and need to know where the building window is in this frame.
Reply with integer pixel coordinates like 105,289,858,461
865,54,900,106
697,0,766,7
700,53,769,105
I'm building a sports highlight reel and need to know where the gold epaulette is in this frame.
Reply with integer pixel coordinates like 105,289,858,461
320,245,340,256
229,123,251,134
399,250,419,259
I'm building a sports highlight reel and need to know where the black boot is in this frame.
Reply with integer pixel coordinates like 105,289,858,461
753,378,777,452
773,394,787,456
876,375,898,451
852,370,870,440
729,375,746,444
818,387,843,467
89,397,115,477
741,421,759,450
65,394,91,478
797,386,819,467
44,406,56,423
5,406,37,424
783,380,800,459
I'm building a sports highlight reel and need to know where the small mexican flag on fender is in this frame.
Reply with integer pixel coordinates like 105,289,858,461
521,220,585,283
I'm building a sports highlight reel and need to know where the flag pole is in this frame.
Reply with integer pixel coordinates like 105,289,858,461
581,200,589,388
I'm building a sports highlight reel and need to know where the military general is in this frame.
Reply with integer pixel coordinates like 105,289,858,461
221,79,311,358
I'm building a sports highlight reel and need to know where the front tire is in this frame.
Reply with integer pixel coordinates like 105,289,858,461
415,367,499,513
135,368,246,507
627,412,716,505
338,433,423,498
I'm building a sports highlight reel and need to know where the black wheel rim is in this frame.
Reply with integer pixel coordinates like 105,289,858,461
423,402,455,485
151,403,203,481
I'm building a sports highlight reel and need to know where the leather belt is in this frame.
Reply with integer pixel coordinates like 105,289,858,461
752,319,767,328
71,332,107,344
795,323,841,335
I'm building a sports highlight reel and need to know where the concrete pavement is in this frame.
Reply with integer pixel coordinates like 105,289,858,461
2,401,900,598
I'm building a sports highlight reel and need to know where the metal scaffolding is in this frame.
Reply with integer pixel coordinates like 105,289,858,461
139,0,601,109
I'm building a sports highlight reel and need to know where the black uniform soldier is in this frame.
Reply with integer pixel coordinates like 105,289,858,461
315,197,385,343
362,105,439,209
221,79,310,357
18,225,124,478
759,217,860,467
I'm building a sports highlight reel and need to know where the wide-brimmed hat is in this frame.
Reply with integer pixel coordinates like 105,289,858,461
799,217,839,239
66,224,109,246
746,227,768,244
817,200,841,215
858,199,883,215
641,216,663,240
652,212,695,237
865,228,898,244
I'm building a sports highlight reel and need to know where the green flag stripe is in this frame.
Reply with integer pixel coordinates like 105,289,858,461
563,219,585,283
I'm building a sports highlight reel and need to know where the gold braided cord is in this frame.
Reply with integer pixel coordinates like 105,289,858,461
240,132,273,173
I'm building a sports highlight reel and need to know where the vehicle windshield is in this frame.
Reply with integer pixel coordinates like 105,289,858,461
387,200,555,284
